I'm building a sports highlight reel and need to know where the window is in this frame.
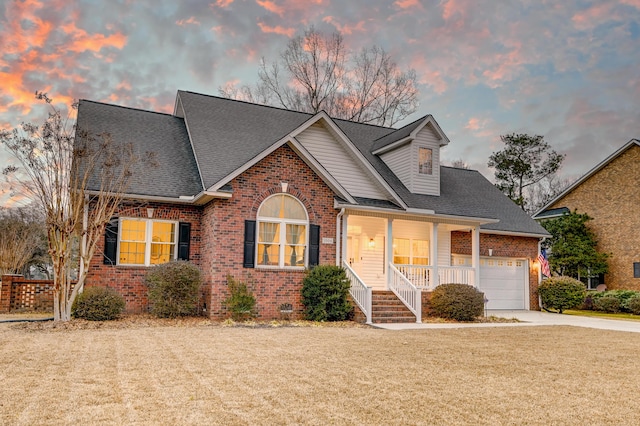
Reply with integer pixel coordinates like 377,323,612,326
118,219,177,266
393,238,429,265
418,147,432,175
257,194,308,268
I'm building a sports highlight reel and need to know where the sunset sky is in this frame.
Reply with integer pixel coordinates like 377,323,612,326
1,0,639,207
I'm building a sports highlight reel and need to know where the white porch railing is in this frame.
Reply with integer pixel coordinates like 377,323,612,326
342,260,372,324
388,264,421,323
438,266,475,287
394,265,476,289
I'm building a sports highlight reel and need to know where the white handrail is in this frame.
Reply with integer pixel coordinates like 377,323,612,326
394,264,434,289
438,266,475,286
342,260,372,324
388,263,421,323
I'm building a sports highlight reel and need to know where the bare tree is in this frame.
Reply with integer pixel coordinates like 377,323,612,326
0,206,47,276
1,92,136,321
220,27,419,126
525,174,572,215
450,159,470,169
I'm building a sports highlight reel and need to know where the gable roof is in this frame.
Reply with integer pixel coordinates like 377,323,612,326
370,115,450,155
76,91,549,237
533,139,640,218
76,100,203,198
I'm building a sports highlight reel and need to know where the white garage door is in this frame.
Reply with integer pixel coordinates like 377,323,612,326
479,257,527,310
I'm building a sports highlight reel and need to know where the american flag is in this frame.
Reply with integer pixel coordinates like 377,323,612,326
538,249,551,278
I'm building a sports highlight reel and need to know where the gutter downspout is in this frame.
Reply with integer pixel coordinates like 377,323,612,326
336,208,345,266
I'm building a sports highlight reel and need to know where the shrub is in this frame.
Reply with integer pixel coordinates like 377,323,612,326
591,290,640,312
301,265,353,321
146,261,202,318
429,283,484,322
538,276,586,313
593,296,621,313
223,275,257,320
626,296,640,315
72,286,125,321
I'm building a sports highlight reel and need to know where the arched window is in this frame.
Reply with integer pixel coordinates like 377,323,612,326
257,194,308,268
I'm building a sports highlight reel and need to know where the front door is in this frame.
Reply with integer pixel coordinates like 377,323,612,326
346,236,362,276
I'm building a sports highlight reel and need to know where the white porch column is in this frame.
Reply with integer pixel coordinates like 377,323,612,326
471,226,480,287
341,213,348,266
386,218,393,289
430,222,439,289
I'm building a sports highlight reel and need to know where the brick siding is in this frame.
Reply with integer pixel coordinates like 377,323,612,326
547,144,640,290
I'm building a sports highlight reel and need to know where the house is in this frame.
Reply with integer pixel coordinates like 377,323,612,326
534,139,640,291
77,91,549,322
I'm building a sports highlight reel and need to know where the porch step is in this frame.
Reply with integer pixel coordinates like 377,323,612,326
371,291,417,324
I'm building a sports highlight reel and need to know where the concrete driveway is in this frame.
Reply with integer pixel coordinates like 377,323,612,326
375,310,640,333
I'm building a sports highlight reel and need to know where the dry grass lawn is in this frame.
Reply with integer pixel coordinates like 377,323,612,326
1,320,640,425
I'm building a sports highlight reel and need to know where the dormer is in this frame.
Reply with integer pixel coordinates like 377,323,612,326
372,115,450,196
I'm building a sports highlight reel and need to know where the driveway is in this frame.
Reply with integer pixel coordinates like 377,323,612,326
375,310,640,333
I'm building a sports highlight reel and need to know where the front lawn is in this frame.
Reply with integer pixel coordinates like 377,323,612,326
563,309,640,321
1,321,639,425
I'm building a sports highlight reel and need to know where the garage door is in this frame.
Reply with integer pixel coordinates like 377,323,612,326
479,257,527,310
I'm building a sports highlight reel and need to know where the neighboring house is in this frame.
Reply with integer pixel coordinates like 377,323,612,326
77,91,549,322
534,139,640,291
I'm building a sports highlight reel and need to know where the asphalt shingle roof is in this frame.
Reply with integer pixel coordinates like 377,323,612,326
76,91,549,236
76,100,203,198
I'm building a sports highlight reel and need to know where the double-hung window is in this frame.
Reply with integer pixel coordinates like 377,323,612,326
257,194,308,268
418,147,433,175
118,218,178,266
393,238,429,265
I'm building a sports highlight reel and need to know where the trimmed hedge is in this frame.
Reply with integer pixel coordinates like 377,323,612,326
429,283,484,322
301,265,353,321
538,276,585,313
626,296,640,315
72,286,125,321
146,261,202,318
593,296,621,313
223,275,257,320
590,290,640,313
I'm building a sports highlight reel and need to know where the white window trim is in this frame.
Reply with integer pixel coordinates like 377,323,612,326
256,194,309,270
393,237,429,265
117,218,178,266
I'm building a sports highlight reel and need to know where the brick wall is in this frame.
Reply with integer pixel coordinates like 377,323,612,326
451,231,540,310
86,202,203,313
0,275,58,312
547,144,640,290
201,144,338,320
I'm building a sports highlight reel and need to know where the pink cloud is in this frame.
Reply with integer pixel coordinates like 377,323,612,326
176,17,201,26
212,0,234,7
256,0,285,17
322,16,367,35
394,0,420,9
257,22,295,37
571,2,617,30
61,21,127,52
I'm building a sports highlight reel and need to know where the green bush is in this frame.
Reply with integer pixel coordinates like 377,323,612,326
223,275,257,320
429,284,484,322
72,286,125,321
591,290,640,312
626,296,640,315
593,296,621,313
538,276,586,313
301,265,353,321
146,261,202,318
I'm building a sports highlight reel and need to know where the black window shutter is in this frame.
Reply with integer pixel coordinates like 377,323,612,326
104,218,119,265
243,220,256,268
309,224,320,267
178,222,191,260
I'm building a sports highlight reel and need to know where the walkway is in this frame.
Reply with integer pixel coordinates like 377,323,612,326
374,310,640,333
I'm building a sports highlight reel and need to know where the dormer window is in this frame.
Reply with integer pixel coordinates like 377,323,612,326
418,147,432,175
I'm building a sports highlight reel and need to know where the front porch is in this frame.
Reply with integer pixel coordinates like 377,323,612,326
340,213,484,324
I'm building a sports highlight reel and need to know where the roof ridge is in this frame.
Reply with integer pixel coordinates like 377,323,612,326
372,115,428,141
180,90,401,130
79,99,178,118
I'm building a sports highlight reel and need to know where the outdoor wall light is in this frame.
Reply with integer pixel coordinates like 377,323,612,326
368,238,375,249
